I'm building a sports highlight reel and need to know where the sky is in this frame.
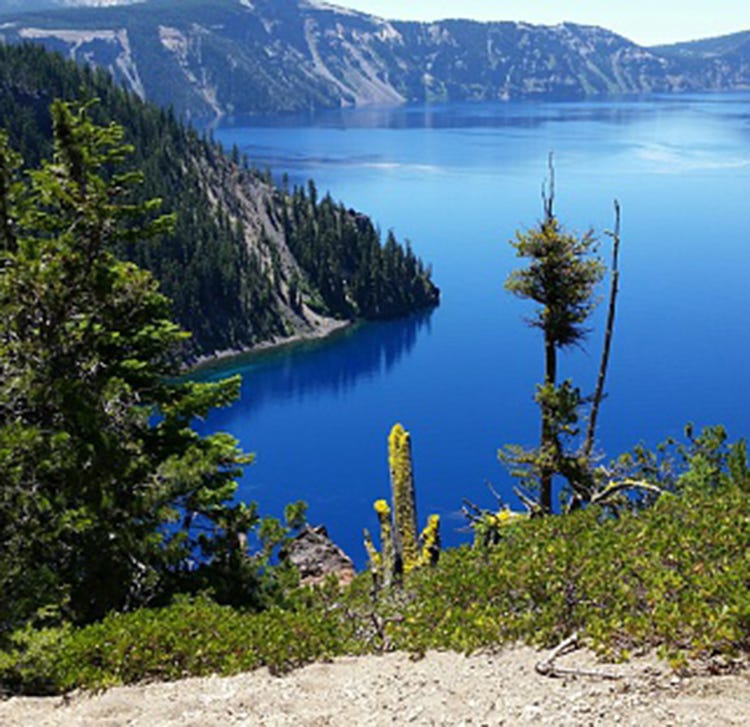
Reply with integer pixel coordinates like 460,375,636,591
331,1,750,46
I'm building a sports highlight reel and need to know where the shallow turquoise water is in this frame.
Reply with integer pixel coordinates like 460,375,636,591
195,94,750,563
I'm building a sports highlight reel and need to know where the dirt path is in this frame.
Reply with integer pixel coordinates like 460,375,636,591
1,647,748,726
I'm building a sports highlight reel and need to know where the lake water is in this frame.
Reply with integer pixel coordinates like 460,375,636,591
196,94,750,565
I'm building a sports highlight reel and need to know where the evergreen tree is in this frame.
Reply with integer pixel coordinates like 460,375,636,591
0,101,256,629
491,167,668,524
502,162,605,514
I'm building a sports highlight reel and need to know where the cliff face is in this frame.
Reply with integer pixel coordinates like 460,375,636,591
0,0,748,120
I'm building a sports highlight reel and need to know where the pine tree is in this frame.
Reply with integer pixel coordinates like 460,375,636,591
503,161,605,514
0,101,254,628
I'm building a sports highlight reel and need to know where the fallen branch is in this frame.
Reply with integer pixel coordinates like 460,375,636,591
535,632,580,676
535,632,622,680
591,479,663,506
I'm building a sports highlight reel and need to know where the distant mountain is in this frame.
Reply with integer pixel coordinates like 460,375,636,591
0,0,143,12
653,31,750,90
1,0,749,119
654,30,750,59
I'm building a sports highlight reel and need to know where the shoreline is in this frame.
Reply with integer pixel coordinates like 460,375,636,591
182,299,440,376
185,317,354,374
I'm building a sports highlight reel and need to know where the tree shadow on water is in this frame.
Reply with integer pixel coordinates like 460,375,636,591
196,310,435,420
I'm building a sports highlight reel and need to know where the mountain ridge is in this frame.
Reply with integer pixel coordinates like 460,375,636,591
1,0,748,119
0,0,144,12
0,41,438,358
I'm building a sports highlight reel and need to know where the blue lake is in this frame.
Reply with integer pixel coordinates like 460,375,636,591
196,94,750,564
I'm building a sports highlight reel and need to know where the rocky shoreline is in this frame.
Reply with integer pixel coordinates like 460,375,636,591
186,316,352,373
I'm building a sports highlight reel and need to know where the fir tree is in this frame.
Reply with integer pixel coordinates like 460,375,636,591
0,101,256,628
502,160,605,514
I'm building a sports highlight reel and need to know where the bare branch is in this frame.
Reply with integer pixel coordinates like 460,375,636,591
542,151,555,221
590,479,663,506
461,499,485,523
584,199,621,461
536,632,579,675
486,479,504,506
513,486,541,515
536,632,623,680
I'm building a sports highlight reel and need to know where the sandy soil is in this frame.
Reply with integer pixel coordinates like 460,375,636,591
1,647,748,726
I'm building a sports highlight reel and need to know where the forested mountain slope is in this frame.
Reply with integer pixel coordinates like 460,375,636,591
0,42,438,358
0,0,143,11
0,0,748,119
653,31,750,89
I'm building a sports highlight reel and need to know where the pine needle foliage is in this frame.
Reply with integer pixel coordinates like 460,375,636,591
502,163,607,514
0,101,280,631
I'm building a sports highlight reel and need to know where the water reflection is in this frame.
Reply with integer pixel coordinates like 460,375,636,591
216,96,750,183
197,311,434,418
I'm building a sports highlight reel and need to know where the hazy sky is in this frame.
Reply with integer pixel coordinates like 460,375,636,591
332,1,750,46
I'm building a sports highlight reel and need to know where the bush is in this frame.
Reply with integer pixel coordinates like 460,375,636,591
390,482,750,663
0,593,351,694
2,483,748,695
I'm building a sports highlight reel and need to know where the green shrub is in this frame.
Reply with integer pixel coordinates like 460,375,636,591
390,483,750,661
2,483,748,695
0,593,353,694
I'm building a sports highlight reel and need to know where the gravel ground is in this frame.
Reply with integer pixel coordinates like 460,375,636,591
1,647,748,726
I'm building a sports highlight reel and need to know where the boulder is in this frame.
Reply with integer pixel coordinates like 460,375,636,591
283,525,355,588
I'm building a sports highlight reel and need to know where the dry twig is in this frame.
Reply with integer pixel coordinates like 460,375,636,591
535,633,622,680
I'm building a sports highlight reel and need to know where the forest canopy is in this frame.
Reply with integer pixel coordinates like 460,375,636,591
0,42,439,358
